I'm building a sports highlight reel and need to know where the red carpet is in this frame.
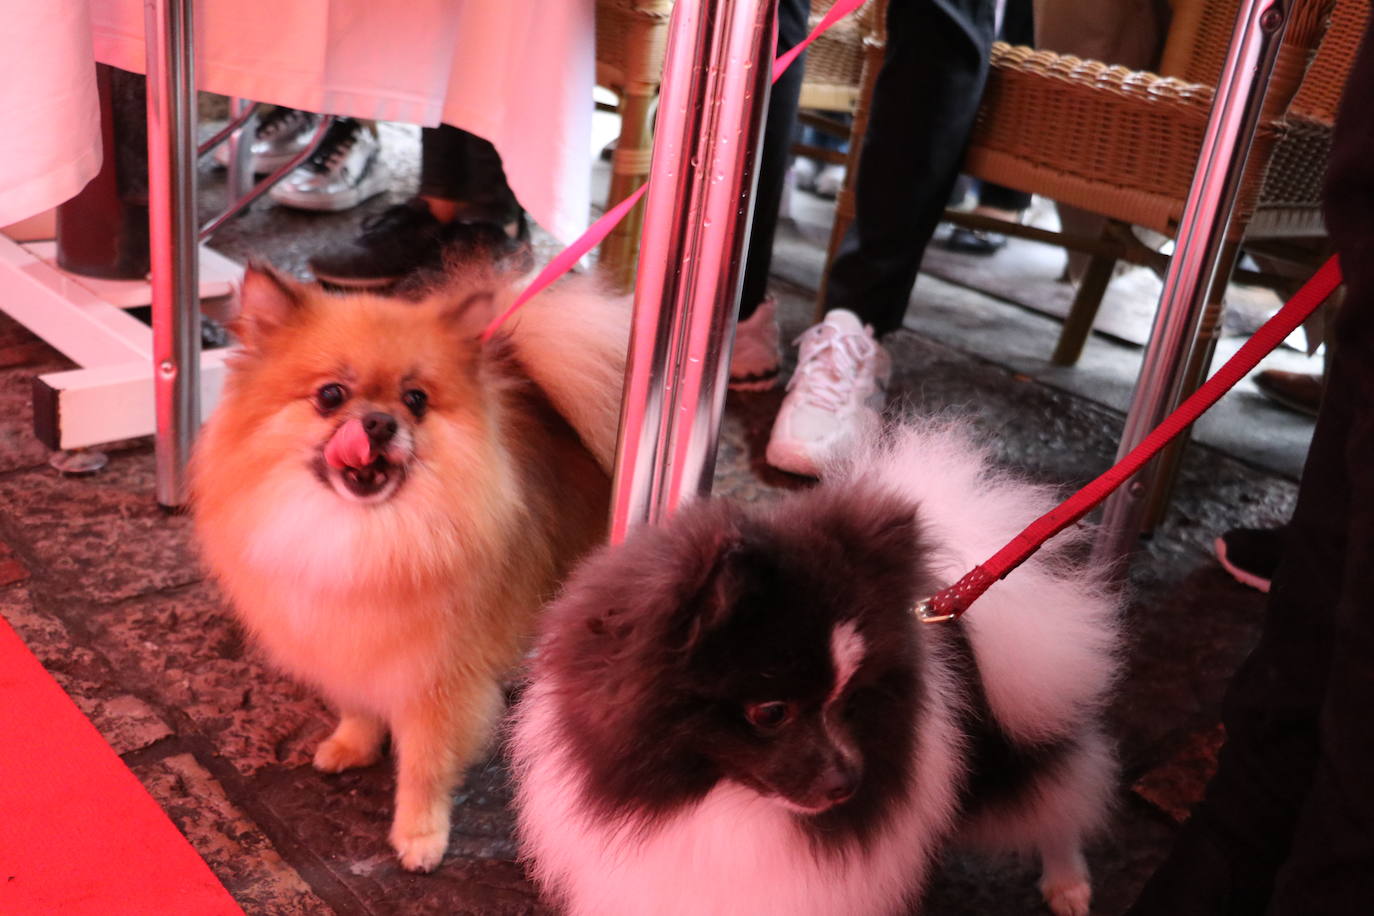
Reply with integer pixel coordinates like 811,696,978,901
0,616,243,915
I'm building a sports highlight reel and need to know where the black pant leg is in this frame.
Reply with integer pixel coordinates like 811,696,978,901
823,0,996,335
976,0,1032,213
1266,11,1374,909
419,124,519,216
738,0,809,319
1130,13,1374,916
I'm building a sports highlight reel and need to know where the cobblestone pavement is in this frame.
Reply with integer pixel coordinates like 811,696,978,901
0,150,1303,914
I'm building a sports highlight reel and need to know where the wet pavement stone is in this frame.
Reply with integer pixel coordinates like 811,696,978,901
0,450,201,604
0,584,174,756
133,752,332,915
1132,724,1227,824
0,177,1310,912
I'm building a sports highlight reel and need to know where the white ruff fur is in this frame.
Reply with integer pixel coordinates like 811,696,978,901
829,621,865,700
513,662,964,916
833,422,1120,749
512,419,1120,915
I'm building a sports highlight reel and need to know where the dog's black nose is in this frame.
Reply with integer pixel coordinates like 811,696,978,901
822,764,859,804
362,411,398,445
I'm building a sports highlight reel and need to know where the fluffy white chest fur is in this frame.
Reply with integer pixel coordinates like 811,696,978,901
514,671,965,916
510,422,1119,916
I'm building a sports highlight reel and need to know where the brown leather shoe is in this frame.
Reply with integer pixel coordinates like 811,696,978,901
1253,369,1322,417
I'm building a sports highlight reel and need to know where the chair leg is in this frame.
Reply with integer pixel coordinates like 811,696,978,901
599,1,672,293
601,88,656,292
1141,240,1242,531
1052,249,1117,366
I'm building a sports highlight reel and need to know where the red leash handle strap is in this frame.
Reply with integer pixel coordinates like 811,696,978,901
917,254,1344,623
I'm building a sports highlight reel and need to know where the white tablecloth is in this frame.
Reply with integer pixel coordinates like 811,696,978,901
0,1,101,226
2,0,595,243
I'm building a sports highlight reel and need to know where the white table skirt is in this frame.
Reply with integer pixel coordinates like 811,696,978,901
3,0,595,243
0,1,102,227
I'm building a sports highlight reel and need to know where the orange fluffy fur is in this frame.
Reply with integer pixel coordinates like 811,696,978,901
191,264,623,871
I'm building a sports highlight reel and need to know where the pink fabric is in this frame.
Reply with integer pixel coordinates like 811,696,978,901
0,0,101,226
3,1,594,242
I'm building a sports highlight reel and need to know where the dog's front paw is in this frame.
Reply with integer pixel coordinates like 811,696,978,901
1042,878,1091,916
313,733,382,773
390,823,449,873
313,716,385,773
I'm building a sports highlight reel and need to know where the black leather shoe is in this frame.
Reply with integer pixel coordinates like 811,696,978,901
309,199,528,290
943,226,1008,255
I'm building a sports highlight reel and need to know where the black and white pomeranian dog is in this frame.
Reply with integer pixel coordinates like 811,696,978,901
510,420,1120,916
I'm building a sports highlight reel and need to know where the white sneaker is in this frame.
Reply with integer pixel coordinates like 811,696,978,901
814,163,847,199
792,156,820,193
729,296,781,391
270,118,387,212
766,309,890,477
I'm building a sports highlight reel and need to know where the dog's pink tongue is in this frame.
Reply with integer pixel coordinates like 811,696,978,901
324,418,374,470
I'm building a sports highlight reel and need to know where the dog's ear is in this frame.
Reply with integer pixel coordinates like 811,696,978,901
671,517,754,653
231,262,307,351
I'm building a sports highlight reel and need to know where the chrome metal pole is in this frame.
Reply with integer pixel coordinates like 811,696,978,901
145,0,201,508
225,98,257,202
1093,0,1292,563
609,0,776,543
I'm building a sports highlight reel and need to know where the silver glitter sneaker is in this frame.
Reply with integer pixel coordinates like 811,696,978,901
213,106,320,173
269,118,387,212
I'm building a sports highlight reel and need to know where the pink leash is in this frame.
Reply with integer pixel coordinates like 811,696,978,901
479,0,870,342
916,255,1344,622
476,0,1336,623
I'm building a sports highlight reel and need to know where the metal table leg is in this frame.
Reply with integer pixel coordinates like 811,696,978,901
144,0,201,508
1094,0,1293,563
609,0,777,542
224,98,258,203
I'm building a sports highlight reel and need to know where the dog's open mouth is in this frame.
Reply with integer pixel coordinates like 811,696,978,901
318,415,410,505
337,456,404,500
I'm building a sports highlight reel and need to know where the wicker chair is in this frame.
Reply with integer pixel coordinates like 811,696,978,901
594,0,886,291
806,0,1365,523
948,0,1365,527
816,1,1364,338
595,0,673,291
950,0,1366,369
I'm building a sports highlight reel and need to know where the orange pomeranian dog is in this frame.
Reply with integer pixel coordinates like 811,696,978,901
191,260,628,872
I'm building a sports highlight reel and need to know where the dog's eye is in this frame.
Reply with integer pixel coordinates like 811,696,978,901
402,388,428,418
745,701,795,730
315,383,348,413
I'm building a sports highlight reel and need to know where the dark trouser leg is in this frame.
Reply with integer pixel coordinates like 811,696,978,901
823,0,996,336
418,124,519,219
1129,14,1374,916
974,0,1032,215
976,181,1032,212
738,0,809,320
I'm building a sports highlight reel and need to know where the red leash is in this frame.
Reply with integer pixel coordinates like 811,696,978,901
916,254,1343,623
